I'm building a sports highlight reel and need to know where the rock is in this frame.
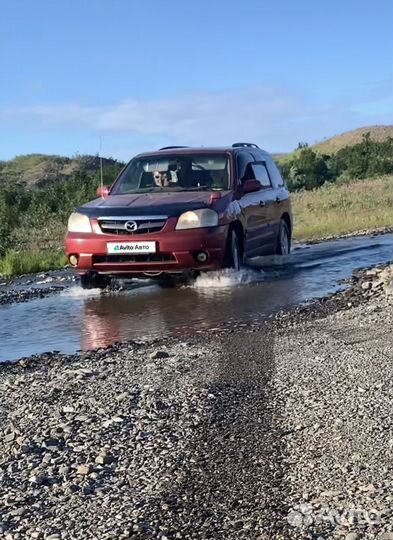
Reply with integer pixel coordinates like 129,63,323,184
345,533,359,540
385,283,393,296
4,432,15,443
42,453,52,464
116,392,128,401
95,452,113,465
58,464,70,476
75,464,93,475
361,281,372,290
9,507,26,517
111,416,124,423
149,350,170,360
62,406,75,413
29,473,47,485
44,438,63,450
320,490,342,497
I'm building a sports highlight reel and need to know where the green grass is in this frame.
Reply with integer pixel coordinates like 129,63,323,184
293,175,393,241
0,249,66,277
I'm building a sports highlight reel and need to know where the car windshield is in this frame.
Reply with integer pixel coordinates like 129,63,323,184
111,153,231,195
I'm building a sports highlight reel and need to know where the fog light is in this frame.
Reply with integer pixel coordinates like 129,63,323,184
69,254,79,267
196,251,208,263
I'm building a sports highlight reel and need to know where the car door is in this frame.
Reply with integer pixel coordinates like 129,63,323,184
264,156,291,243
236,152,271,257
248,161,276,254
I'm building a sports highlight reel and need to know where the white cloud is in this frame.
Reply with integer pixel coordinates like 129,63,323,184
2,84,391,157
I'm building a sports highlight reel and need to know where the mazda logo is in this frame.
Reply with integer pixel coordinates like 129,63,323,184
124,220,138,232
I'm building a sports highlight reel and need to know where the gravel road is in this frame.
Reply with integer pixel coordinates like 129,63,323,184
1,265,393,539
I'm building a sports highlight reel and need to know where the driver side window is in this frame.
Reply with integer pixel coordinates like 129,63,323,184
237,152,255,184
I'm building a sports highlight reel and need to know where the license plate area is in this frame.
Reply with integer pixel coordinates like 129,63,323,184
107,241,157,254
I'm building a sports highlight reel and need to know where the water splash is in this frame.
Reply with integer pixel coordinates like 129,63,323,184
191,268,264,289
61,286,103,298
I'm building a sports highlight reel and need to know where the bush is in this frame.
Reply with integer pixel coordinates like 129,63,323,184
279,134,393,191
285,147,331,191
0,197,12,256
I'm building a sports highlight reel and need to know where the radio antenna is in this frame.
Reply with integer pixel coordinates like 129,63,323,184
99,136,104,198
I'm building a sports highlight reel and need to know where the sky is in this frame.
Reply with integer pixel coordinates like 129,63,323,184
1,0,392,160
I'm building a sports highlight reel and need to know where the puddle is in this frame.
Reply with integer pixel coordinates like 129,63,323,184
1,234,392,362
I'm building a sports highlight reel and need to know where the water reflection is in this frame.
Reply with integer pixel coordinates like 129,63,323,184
79,272,306,351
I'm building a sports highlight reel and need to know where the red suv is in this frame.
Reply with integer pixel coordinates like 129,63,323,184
65,143,292,288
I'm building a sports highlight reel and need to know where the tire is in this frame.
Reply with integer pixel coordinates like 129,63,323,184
225,228,243,270
80,272,110,290
275,219,291,255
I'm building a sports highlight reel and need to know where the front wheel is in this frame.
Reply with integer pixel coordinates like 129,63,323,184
224,228,243,270
80,272,111,290
275,219,291,255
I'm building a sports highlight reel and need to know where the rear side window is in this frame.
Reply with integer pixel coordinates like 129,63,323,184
266,158,285,188
250,162,272,188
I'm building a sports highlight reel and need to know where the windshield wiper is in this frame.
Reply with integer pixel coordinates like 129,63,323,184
181,186,214,191
116,187,164,194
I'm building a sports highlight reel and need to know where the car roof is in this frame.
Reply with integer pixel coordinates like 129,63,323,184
134,146,271,159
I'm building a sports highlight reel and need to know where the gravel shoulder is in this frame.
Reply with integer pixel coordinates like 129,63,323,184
1,267,393,539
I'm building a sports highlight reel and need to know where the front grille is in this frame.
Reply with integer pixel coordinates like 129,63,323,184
98,216,167,235
93,254,176,264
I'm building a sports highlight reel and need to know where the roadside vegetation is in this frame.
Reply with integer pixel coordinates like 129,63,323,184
0,130,392,276
0,249,66,277
278,133,393,191
0,160,123,277
292,175,393,240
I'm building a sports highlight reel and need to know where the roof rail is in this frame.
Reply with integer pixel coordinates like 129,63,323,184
232,142,260,149
159,145,190,151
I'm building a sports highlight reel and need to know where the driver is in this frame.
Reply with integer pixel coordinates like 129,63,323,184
153,170,170,188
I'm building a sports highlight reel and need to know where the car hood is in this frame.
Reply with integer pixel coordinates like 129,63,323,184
78,191,232,218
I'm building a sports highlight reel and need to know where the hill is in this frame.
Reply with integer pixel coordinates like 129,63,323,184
274,124,393,163
313,125,393,154
0,153,124,188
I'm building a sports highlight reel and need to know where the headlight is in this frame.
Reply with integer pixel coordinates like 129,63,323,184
175,209,218,230
67,212,92,233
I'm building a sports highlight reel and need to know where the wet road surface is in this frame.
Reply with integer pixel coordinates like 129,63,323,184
1,234,392,362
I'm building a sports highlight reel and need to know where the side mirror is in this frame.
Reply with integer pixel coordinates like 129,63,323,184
243,179,262,193
96,185,110,197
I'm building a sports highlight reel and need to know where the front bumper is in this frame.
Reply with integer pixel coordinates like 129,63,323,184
65,218,228,275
